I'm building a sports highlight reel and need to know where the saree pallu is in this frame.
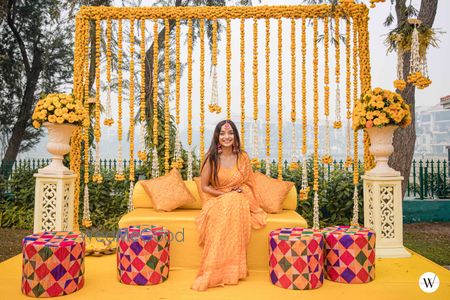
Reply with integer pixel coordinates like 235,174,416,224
191,153,267,291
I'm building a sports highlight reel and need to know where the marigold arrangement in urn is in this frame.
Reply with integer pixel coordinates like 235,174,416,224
32,93,87,128
353,87,411,130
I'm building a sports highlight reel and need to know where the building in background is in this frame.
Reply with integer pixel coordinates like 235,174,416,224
415,102,450,159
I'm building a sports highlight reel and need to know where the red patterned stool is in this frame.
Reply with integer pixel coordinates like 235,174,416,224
322,225,376,284
117,225,170,285
21,231,85,297
269,227,324,290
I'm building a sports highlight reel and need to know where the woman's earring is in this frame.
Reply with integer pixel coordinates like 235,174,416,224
217,144,223,154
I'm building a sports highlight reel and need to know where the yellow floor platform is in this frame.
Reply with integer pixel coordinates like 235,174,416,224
0,249,448,300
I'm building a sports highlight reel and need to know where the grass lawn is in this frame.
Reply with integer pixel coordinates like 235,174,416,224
1,223,449,268
403,222,450,267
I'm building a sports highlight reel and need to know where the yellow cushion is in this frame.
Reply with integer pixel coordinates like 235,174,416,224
118,208,307,270
133,180,298,210
254,172,295,213
140,168,195,211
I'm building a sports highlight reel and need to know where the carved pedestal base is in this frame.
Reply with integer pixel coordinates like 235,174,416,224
33,173,77,233
362,175,411,258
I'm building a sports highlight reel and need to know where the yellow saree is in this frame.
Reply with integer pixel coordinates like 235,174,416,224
191,152,267,291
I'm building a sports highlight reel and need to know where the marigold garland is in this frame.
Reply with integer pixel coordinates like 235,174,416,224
334,15,342,130
187,19,193,180
312,17,319,229
164,19,170,173
323,17,332,164
138,19,147,162
226,18,231,120
209,19,221,114
152,19,159,178
300,17,309,200
200,19,205,163
291,18,298,163
116,19,125,181
277,18,283,180
104,18,114,127
240,18,246,150
345,18,352,164
173,19,183,170
92,18,102,184
129,18,136,182
265,18,271,176
252,18,259,164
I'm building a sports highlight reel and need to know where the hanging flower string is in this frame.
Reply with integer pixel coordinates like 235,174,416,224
104,18,114,127
172,19,183,170
137,19,147,162
164,18,170,174
128,18,136,212
82,20,92,228
300,17,309,201
333,15,342,130
407,21,431,89
209,19,221,114
92,18,102,184
322,16,332,166
251,18,260,170
312,17,320,230
265,18,271,177
345,18,352,168
115,19,125,181
277,18,283,180
289,18,299,172
226,18,231,120
151,19,160,178
199,18,205,163
240,18,246,150
187,19,193,180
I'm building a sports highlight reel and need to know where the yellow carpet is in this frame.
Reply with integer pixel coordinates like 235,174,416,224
1,250,448,300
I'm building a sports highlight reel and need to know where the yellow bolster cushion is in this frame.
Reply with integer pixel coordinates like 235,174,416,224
132,180,298,211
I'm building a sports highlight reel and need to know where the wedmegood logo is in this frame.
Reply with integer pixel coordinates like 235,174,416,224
418,272,440,293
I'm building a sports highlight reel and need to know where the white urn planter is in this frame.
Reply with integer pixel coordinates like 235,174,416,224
38,122,77,175
365,125,401,177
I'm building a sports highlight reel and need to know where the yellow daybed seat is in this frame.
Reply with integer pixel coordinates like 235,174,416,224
118,180,307,270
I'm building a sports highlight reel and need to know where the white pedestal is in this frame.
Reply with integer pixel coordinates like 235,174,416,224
362,175,411,258
33,173,77,233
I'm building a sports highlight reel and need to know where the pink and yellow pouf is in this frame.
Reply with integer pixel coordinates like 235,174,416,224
269,227,324,290
21,231,85,297
117,225,170,285
322,225,376,284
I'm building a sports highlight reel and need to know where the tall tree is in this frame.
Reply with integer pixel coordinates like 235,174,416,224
1,0,73,174
387,0,439,197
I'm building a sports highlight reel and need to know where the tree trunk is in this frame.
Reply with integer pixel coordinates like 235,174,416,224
389,0,438,197
1,46,43,175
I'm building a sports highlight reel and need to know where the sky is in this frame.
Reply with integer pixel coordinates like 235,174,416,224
20,0,450,159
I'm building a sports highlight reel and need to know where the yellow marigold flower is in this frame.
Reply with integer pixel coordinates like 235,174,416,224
63,113,70,120
62,107,69,114
47,105,54,111
54,108,63,116
32,121,41,128
48,115,57,123
39,112,47,119
68,116,75,123
67,103,74,109
57,116,64,124
373,118,381,126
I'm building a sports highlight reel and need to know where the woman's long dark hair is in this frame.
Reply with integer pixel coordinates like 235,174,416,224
201,120,242,186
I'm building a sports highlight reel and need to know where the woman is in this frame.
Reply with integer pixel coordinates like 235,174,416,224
191,120,267,291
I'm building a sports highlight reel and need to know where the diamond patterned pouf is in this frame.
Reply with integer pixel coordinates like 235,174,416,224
117,225,170,285
322,225,376,284
21,231,85,297
269,227,324,290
